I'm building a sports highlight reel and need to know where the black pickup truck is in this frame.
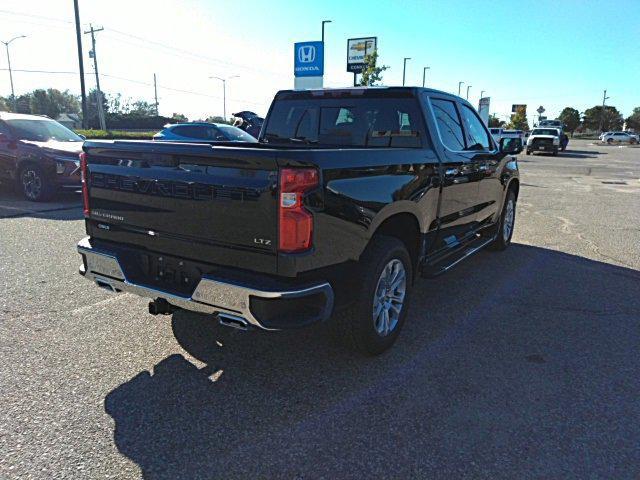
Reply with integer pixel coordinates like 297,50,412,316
77,87,522,354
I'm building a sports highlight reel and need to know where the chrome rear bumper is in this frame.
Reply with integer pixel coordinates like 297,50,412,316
77,237,334,330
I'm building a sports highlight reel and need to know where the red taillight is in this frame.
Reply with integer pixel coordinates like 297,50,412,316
278,168,318,252
79,151,90,217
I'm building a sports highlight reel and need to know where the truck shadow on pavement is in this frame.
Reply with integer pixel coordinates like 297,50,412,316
104,244,640,479
0,187,83,220
527,150,606,159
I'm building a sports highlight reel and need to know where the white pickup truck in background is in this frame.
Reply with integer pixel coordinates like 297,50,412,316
489,128,525,145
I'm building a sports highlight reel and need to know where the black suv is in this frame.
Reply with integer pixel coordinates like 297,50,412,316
0,112,83,201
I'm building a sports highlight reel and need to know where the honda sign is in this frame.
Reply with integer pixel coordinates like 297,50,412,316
294,41,324,77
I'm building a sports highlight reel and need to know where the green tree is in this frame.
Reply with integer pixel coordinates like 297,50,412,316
29,89,80,119
583,105,623,132
85,89,110,129
14,93,33,114
558,107,580,136
488,114,505,128
625,107,640,131
205,115,231,124
171,112,188,122
358,51,389,86
507,106,528,130
0,96,9,112
129,100,156,116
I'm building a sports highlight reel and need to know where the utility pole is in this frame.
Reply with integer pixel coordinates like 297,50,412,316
458,81,464,96
402,57,411,86
73,0,87,128
153,73,159,116
466,85,472,100
422,66,430,87
84,24,106,130
1,35,26,112
598,89,609,133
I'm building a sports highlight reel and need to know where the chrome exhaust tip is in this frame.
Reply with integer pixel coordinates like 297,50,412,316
218,313,249,331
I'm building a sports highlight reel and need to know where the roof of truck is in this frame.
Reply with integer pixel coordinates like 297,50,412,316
275,86,470,104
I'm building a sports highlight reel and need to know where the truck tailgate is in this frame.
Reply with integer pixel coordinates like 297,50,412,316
83,141,279,273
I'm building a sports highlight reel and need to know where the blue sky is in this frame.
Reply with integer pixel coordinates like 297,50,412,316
0,0,638,122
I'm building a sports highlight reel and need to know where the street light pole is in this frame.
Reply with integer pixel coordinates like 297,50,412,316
422,66,430,87
402,57,411,86
458,81,464,96
1,35,26,112
466,85,472,100
598,89,610,133
210,75,239,121
321,20,332,43
480,90,485,99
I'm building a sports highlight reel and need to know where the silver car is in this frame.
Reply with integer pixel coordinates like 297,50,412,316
153,122,258,143
601,131,638,144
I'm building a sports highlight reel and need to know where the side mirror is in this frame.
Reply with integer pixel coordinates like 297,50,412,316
500,137,523,154
78,134,86,140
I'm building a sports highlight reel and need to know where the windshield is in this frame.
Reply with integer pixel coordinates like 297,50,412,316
217,125,258,142
6,118,83,142
263,96,425,148
532,129,558,136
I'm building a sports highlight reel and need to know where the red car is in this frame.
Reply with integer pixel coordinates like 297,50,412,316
0,112,83,201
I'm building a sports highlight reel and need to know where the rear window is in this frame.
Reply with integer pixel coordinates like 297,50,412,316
263,96,425,148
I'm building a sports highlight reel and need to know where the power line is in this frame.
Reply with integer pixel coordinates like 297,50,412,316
0,9,287,78
0,68,270,106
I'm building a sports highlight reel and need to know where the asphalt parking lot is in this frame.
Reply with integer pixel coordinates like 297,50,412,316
1,139,639,479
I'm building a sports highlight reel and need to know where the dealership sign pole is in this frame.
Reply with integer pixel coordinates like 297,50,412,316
478,97,491,126
294,41,324,90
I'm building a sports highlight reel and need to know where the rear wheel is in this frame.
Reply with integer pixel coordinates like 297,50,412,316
19,164,54,202
329,235,413,355
489,190,516,251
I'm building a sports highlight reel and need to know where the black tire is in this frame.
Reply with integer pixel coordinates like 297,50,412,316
18,164,54,202
329,235,413,355
552,148,559,156
607,138,613,145
525,150,531,155
489,189,516,251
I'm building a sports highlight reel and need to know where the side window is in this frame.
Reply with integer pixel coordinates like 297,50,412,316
430,98,465,150
206,127,227,141
459,105,492,150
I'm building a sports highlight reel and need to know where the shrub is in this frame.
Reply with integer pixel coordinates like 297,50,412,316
76,129,156,140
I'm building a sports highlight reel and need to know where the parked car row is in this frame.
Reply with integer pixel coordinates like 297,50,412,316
0,111,264,201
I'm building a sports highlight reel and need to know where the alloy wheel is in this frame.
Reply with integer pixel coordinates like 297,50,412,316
503,198,515,242
22,169,42,200
372,259,406,337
